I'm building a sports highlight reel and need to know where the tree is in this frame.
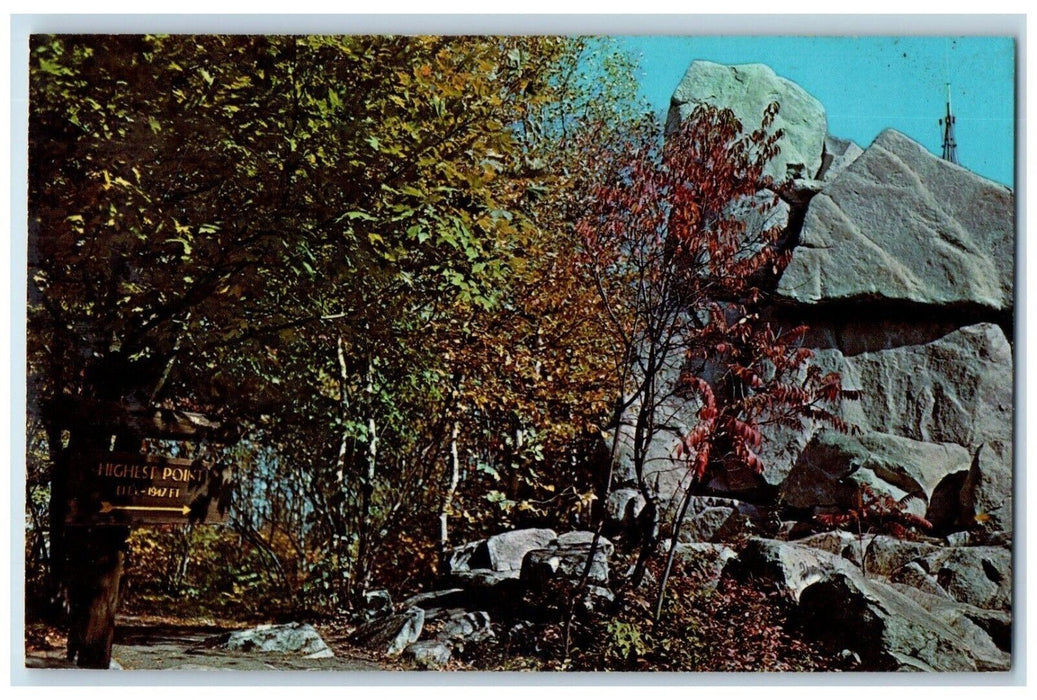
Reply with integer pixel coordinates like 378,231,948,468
572,103,854,629
27,33,581,664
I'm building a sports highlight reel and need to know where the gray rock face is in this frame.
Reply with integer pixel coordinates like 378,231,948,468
777,129,1014,311
769,324,1012,512
667,61,827,182
798,572,1009,671
891,561,952,600
214,623,334,659
350,608,424,656
894,586,1013,652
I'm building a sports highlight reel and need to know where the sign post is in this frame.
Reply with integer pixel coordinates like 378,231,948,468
53,399,239,668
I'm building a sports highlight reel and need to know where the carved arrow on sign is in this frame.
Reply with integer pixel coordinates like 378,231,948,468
99,502,192,516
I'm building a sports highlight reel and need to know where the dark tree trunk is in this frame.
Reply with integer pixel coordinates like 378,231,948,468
64,525,128,668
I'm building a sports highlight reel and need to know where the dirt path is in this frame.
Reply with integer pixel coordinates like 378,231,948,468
25,617,389,672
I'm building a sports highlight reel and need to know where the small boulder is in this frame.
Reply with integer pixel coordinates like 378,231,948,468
521,543,610,587
676,506,739,543
350,607,424,656
796,530,873,571
777,129,1014,311
211,622,334,659
862,535,941,577
727,537,858,602
361,589,393,620
666,542,737,588
485,528,558,571
403,640,453,669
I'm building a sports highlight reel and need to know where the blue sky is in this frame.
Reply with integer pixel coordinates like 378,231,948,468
617,36,1015,187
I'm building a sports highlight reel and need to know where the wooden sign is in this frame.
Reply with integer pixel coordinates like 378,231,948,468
65,452,232,525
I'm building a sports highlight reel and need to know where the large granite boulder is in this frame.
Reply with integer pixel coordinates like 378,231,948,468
777,129,1014,311
731,538,1008,671
667,61,827,182
806,324,1012,530
736,323,1012,509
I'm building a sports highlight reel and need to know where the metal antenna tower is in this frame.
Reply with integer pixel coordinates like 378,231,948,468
939,82,959,164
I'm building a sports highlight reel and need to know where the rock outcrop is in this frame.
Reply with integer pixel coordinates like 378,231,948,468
596,59,1015,672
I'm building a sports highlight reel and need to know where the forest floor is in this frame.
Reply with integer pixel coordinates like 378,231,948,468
23,615,390,672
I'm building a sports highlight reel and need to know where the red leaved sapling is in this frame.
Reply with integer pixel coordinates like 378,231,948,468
570,102,858,629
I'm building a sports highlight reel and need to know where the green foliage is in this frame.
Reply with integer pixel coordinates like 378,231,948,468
604,619,647,663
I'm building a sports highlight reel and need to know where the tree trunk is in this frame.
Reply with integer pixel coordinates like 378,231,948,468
352,357,378,605
438,418,461,564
